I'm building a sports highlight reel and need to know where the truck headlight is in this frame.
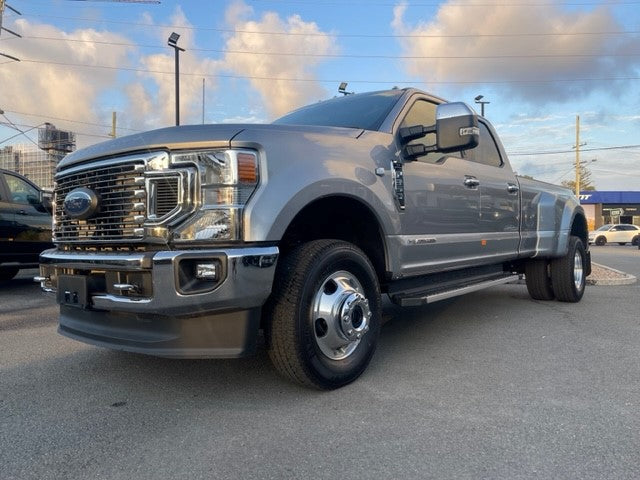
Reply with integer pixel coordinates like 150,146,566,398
171,149,258,242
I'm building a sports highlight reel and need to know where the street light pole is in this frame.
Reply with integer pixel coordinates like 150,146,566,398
167,32,185,126
474,95,490,117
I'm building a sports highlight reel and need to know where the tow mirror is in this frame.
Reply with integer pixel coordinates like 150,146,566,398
400,102,479,160
434,102,479,153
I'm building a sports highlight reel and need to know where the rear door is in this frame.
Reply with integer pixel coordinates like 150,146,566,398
463,121,520,261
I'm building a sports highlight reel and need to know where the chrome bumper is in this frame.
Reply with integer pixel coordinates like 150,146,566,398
39,246,278,358
39,246,278,316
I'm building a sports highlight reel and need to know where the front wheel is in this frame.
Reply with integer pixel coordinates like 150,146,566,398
265,240,381,389
595,236,606,246
550,236,587,302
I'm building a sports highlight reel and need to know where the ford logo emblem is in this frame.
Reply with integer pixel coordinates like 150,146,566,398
63,187,100,220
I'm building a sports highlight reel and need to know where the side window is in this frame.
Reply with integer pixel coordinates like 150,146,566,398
399,100,446,164
5,173,40,205
463,122,502,167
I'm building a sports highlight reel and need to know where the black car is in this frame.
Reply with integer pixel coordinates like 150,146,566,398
0,169,53,281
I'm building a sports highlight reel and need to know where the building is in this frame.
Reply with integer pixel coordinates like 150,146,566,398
0,144,58,189
579,191,640,230
0,124,76,189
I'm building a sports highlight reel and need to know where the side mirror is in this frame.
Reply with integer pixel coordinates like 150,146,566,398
434,102,479,153
400,102,479,160
40,191,53,213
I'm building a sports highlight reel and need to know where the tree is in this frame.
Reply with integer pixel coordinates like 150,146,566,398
561,163,596,191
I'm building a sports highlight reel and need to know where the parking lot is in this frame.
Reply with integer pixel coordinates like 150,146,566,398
1,246,639,480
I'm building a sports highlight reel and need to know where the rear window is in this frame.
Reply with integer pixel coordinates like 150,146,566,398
274,90,404,131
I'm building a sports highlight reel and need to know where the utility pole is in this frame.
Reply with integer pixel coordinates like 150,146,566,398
573,115,587,197
575,115,580,197
202,78,205,124
0,0,22,62
110,111,117,138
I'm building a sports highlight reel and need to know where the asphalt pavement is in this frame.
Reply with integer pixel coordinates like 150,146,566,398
1,248,639,480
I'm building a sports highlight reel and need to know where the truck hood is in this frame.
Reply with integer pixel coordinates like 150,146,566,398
58,124,364,170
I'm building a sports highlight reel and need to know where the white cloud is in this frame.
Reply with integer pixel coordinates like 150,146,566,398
0,19,133,142
392,0,640,103
221,0,335,118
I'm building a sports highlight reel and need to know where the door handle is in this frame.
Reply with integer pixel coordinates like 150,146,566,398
17,210,28,215
464,176,480,188
507,183,519,194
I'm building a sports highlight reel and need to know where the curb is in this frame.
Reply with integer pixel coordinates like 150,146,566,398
587,262,637,286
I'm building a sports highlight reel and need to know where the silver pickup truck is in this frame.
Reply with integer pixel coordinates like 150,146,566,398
39,88,590,389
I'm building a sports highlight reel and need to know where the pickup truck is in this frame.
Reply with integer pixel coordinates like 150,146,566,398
39,88,590,389
0,168,53,281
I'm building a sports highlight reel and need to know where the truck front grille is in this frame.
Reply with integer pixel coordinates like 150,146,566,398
55,159,147,242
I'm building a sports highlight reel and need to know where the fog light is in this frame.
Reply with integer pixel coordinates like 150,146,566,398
196,263,219,281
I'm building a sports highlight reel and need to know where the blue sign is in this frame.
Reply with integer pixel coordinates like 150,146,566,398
579,191,640,204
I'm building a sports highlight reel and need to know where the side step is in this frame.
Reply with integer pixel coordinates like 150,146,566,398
391,273,520,307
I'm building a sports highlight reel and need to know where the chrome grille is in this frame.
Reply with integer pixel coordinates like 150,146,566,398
55,159,147,242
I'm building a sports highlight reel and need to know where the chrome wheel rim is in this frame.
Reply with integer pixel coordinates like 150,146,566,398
311,270,372,361
573,250,584,291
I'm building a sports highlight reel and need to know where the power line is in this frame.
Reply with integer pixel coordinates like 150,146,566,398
12,35,640,59
509,144,640,156
1,113,42,149
247,0,640,5
16,13,640,38
11,58,640,85
1,108,142,132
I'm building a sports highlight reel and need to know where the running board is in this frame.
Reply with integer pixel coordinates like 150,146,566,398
393,274,520,307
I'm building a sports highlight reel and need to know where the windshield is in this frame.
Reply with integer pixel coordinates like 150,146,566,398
595,224,613,231
273,90,404,131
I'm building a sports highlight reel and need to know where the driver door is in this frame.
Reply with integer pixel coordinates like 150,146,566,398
396,99,483,276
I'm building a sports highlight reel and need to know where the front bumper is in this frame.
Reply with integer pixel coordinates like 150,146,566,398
39,246,278,358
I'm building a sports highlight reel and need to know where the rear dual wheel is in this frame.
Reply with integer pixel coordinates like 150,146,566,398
265,240,381,390
525,260,554,301
550,236,586,302
525,236,586,303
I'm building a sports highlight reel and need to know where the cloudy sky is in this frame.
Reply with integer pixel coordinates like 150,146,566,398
1,0,639,190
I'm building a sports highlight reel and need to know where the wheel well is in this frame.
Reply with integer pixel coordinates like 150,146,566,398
571,214,588,246
279,196,388,284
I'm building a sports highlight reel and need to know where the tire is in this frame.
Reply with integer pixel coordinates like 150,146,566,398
550,236,586,303
524,259,554,300
632,235,639,246
595,236,606,246
0,267,19,282
264,240,381,389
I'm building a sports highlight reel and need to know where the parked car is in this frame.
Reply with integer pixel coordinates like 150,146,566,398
588,224,640,246
0,169,53,281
